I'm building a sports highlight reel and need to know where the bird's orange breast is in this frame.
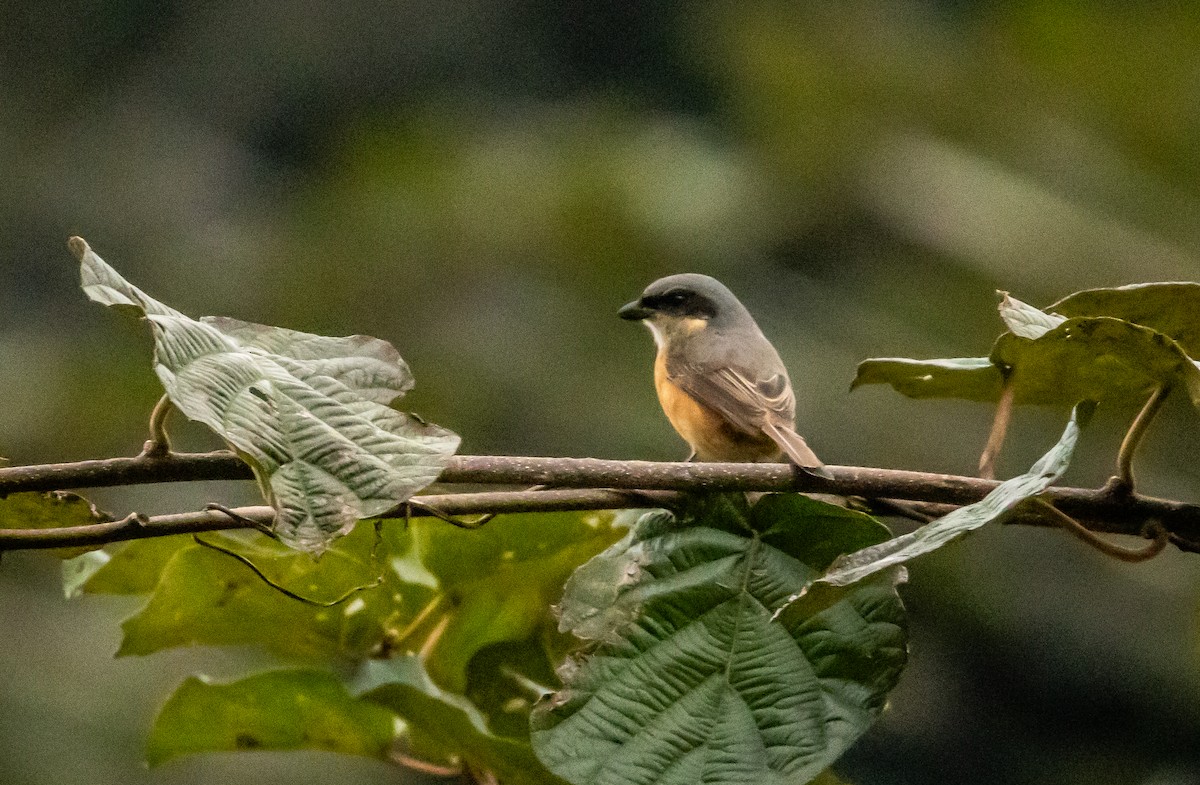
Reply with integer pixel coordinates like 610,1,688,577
654,352,779,462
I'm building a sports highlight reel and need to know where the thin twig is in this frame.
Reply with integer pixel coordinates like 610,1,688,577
386,749,464,779
1113,385,1171,493
379,595,445,657
405,498,490,530
0,489,682,551
867,498,938,524
423,483,548,530
978,376,1015,480
418,615,451,661
205,502,273,535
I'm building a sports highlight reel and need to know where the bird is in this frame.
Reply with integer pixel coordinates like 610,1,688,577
618,273,830,478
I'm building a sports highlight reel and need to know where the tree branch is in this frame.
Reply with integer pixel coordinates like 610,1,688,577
0,451,990,498
0,450,252,493
1,452,1199,551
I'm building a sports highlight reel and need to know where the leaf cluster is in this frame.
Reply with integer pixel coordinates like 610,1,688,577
80,510,623,780
855,284,1200,409
9,243,1200,785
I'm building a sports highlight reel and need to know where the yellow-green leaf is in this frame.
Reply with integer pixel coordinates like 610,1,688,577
0,491,110,559
146,670,396,766
1052,282,1200,356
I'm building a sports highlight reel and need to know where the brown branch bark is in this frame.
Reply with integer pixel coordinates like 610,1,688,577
1,452,1198,551
0,451,987,498
0,451,252,493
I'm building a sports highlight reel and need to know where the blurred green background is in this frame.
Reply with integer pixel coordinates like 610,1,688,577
4,1,1200,783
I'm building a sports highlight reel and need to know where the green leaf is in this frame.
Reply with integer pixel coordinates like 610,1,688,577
189,526,388,606
106,511,617,672
752,493,909,571
0,491,111,559
854,293,1200,407
410,511,625,694
77,534,193,595
146,669,396,767
817,402,1092,588
850,357,1002,401
117,522,426,662
72,237,460,554
361,657,568,785
1051,282,1200,356
991,316,1200,406
464,638,561,739
530,494,907,785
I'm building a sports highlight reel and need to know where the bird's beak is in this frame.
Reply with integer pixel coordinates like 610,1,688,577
618,300,654,321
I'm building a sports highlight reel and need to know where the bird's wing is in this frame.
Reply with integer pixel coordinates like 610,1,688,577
671,363,794,435
672,363,828,474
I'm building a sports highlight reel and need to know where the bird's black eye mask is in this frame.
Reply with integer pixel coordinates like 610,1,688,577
642,289,718,319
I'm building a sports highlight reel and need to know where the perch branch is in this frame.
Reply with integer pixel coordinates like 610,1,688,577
3,454,1200,550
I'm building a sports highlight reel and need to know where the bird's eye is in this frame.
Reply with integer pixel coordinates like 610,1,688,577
661,291,687,305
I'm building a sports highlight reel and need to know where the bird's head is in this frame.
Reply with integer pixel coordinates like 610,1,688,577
618,274,751,346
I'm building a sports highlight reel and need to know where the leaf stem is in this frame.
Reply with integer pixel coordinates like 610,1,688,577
1113,385,1170,493
1031,497,1168,562
141,395,175,458
978,375,1014,480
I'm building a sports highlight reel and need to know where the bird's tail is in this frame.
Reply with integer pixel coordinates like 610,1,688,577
763,422,833,480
